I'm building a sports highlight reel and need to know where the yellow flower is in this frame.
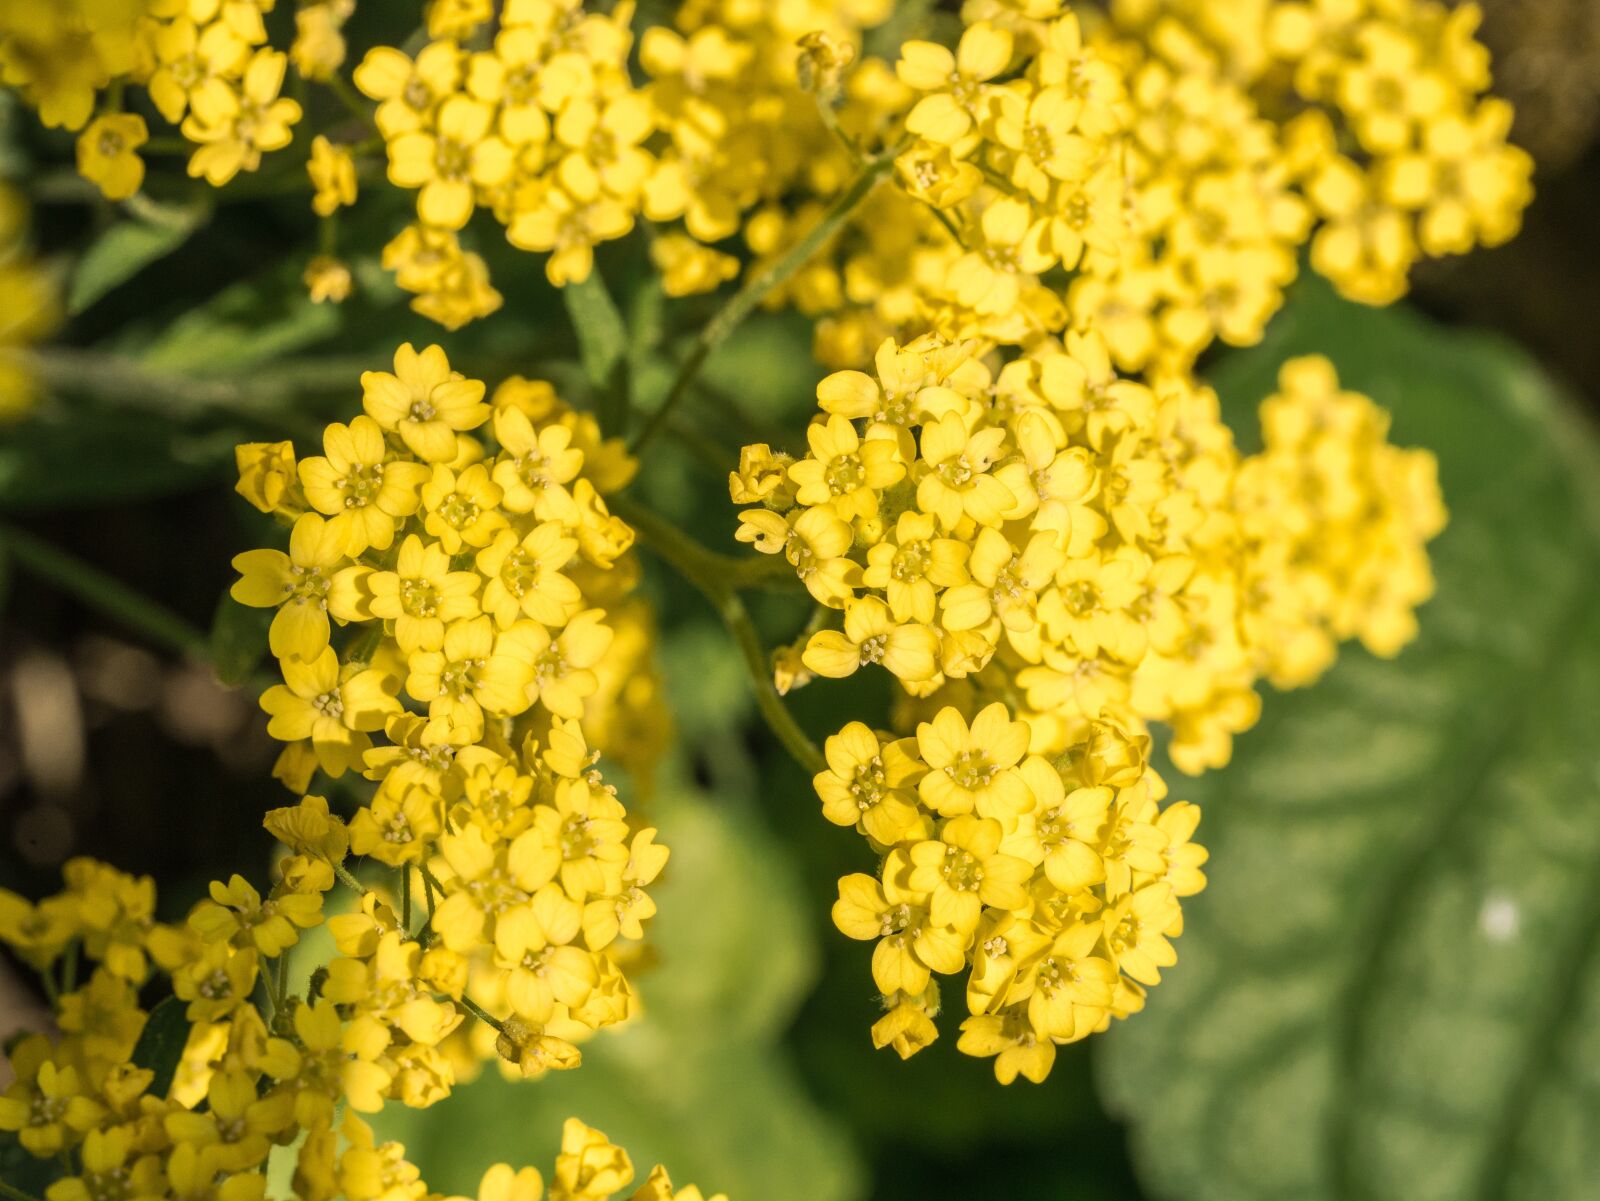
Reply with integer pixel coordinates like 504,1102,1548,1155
421,462,507,553
230,511,346,661
75,113,147,200
233,440,299,515
476,523,584,628
649,233,739,297
914,413,1014,530
387,94,513,231
802,595,939,684
145,17,251,124
348,777,445,866
305,255,354,304
551,1119,633,1200
349,534,483,653
185,48,303,186
259,646,400,777
491,406,586,517
474,1163,544,1201
814,724,924,845
298,415,432,555
361,343,490,463
1020,918,1117,1040
355,42,465,140
786,415,906,522
914,703,1031,818
898,23,1014,147
308,135,358,216
0,1037,104,1155
1103,883,1180,985
906,815,1034,932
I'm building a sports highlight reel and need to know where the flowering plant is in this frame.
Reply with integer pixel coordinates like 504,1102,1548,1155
0,0,1562,1198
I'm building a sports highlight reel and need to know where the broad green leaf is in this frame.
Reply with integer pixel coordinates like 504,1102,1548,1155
209,591,271,687
68,213,203,315
1099,277,1600,1201
374,790,863,1201
131,995,192,1101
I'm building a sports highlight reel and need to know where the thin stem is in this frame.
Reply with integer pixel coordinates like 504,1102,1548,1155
327,73,375,126
332,862,366,895
419,863,438,940
401,866,411,930
607,494,802,593
0,522,208,658
270,953,288,1015
609,495,825,775
628,136,908,458
457,992,505,1033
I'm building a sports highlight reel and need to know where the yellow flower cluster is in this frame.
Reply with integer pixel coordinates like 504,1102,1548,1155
354,0,894,321
727,0,1532,373
1106,0,1534,307
229,343,669,1079
1,0,308,196
824,706,1202,1083
0,183,58,420
736,337,1443,1072
0,861,722,1201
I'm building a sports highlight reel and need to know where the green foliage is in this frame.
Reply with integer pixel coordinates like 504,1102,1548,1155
0,408,230,509
561,270,630,437
209,591,271,687
140,262,343,375
373,790,864,1201
68,212,203,316
131,995,192,1102
1100,277,1600,1201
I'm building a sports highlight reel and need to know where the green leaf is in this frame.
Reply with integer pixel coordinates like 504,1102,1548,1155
140,263,341,376
209,590,271,687
373,790,863,1201
131,995,191,1101
562,270,629,437
68,213,203,316
1099,276,1600,1201
0,408,231,510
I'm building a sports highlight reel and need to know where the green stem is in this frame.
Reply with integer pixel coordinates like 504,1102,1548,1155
327,73,375,126
609,496,825,775
0,522,208,658
332,862,366,894
401,866,411,930
270,952,288,1016
418,862,443,943
628,137,908,458
608,494,802,593
458,992,505,1033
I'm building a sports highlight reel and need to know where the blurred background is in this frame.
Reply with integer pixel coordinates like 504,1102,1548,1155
5,1,1600,1198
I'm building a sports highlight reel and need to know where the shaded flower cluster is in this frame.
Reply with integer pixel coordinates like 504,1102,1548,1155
0,858,722,1201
